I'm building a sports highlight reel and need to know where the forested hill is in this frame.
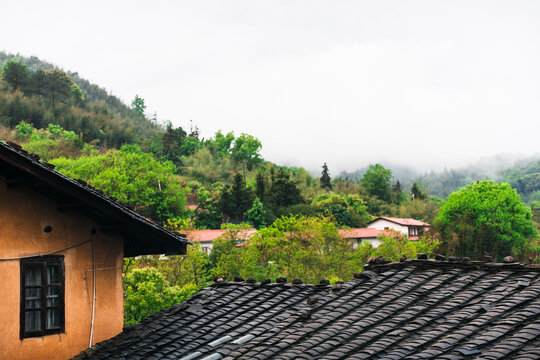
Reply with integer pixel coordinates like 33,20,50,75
0,52,135,120
0,51,157,143
339,155,540,204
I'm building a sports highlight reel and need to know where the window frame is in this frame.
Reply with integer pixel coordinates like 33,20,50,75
20,255,65,339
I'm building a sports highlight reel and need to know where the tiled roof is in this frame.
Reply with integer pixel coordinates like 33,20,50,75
369,217,431,227
338,228,384,239
0,141,189,256
187,228,384,243
75,258,540,359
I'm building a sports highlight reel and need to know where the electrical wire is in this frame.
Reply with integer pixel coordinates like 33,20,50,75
89,238,96,347
0,238,93,261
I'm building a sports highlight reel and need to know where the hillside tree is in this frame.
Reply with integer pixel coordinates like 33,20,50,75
435,181,538,260
320,163,332,190
131,94,146,117
1,58,30,92
362,164,392,201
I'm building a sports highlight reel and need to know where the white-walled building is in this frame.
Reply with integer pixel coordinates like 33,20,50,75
338,228,385,248
367,217,430,240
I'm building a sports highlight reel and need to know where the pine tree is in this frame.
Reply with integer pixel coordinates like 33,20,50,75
219,173,254,222
411,182,426,200
392,180,403,204
255,172,266,202
247,198,267,229
320,163,332,190
131,95,146,117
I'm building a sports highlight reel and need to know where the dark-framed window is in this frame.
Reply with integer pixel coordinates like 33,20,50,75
20,256,65,339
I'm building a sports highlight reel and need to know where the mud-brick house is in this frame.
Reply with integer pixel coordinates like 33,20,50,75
0,141,189,360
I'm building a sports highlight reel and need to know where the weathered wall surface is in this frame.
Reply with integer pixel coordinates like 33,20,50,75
0,176,124,359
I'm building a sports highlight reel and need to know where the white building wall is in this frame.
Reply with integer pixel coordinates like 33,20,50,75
369,219,409,236
352,237,382,248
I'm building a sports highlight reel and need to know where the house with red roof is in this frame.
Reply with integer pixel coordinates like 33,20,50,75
338,228,386,247
367,216,431,240
184,227,391,252
183,229,257,253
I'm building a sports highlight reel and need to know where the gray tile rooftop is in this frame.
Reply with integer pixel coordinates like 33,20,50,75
74,258,540,359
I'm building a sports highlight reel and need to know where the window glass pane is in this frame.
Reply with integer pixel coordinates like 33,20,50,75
25,288,42,309
25,264,42,286
47,264,59,284
46,286,60,307
25,310,41,332
46,309,60,330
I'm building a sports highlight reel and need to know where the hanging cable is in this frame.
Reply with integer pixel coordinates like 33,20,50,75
0,238,93,261
89,238,96,347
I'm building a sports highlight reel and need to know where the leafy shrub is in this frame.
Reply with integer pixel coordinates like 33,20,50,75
123,268,196,325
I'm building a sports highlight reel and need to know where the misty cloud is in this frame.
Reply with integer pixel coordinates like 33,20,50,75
1,0,539,173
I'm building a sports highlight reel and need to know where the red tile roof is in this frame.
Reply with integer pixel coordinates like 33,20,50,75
338,228,384,239
369,217,430,227
186,228,393,243
185,229,257,242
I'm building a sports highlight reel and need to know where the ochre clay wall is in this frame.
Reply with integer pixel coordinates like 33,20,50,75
0,176,124,359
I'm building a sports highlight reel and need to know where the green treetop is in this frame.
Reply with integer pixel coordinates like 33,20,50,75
361,164,392,201
131,94,146,117
1,57,30,92
435,181,538,260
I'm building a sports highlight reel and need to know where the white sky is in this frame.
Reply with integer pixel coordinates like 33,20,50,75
1,1,539,173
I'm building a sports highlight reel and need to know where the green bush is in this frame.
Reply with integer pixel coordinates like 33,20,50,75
123,268,196,325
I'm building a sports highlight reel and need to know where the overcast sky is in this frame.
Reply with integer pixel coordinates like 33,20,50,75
1,1,539,173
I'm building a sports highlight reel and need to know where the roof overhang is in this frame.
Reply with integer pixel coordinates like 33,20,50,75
0,141,189,257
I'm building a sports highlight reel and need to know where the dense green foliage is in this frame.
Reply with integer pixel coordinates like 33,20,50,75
123,268,197,325
435,181,538,260
362,164,392,202
51,145,186,221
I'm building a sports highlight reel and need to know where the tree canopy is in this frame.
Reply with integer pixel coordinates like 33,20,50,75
435,181,538,260
51,145,186,221
131,95,146,117
361,164,392,202
1,58,30,91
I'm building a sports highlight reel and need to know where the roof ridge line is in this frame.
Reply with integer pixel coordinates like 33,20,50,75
364,258,540,272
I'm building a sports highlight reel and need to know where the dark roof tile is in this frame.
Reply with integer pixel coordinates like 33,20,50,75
74,260,540,359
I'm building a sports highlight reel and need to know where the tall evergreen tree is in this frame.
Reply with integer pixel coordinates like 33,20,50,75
392,180,403,204
247,198,267,229
320,163,332,190
411,182,426,200
268,169,303,208
131,95,146,117
255,172,266,202
219,173,254,222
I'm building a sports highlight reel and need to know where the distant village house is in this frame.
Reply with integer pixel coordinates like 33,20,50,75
367,216,431,240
